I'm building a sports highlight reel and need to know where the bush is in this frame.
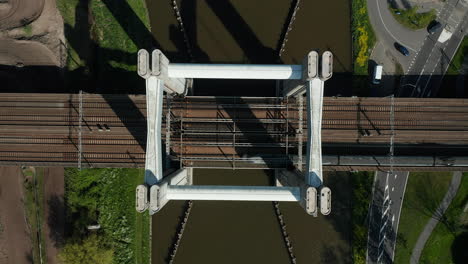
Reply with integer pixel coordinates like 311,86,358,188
59,235,113,264
64,168,148,264
390,7,436,30
352,0,376,75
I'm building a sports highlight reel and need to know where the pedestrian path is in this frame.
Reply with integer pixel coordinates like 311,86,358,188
409,171,462,264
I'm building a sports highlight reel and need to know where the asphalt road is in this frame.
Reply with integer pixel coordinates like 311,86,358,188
367,171,409,264
398,0,468,97
367,0,428,71
365,1,466,263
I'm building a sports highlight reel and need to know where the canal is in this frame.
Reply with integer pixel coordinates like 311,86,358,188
146,0,352,263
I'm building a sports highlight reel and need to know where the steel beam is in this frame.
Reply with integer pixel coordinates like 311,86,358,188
305,79,324,187
168,64,303,80
138,49,187,95
166,185,301,201
149,168,192,214
145,76,164,185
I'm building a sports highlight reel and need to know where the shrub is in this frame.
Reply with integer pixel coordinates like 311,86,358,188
59,235,113,264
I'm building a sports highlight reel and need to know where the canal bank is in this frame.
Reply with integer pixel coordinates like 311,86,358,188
146,1,353,263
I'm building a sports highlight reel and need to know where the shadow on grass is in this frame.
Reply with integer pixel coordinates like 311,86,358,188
47,195,65,248
452,232,468,264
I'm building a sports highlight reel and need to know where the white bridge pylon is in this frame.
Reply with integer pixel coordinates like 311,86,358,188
136,49,332,216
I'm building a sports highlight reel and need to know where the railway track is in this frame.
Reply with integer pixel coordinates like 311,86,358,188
0,93,467,170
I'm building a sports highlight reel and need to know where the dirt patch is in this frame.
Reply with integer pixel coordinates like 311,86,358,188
0,166,33,264
0,0,44,30
0,0,65,67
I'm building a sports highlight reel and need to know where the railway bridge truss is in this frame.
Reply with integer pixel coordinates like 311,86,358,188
1,50,468,215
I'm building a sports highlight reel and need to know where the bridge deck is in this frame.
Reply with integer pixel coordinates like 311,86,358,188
0,93,467,171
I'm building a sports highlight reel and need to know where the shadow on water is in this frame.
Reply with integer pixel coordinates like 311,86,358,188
320,243,350,264
326,172,352,239
204,0,278,64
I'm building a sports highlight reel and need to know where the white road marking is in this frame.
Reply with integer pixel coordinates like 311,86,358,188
392,187,395,192
380,221,387,232
382,205,390,218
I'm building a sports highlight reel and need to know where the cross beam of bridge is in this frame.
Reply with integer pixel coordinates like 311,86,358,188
137,49,333,216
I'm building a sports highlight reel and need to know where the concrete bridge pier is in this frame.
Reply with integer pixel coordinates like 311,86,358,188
149,168,193,214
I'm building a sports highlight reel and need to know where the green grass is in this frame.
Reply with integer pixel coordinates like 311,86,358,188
22,167,47,264
56,0,152,92
65,168,150,264
56,0,86,72
351,171,374,264
394,172,453,264
390,6,436,30
395,62,404,75
446,37,468,75
23,24,33,36
419,173,468,264
352,0,377,75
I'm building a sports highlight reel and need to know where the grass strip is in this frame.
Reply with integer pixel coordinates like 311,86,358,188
22,167,47,264
57,0,153,92
394,172,452,264
446,37,468,75
351,171,374,264
390,6,436,30
352,0,376,75
419,173,468,263
65,168,150,264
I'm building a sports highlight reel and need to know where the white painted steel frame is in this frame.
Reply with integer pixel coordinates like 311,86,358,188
306,79,324,187
168,64,303,80
166,185,301,201
145,76,164,185
149,168,192,214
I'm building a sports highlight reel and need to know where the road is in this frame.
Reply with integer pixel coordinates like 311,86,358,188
366,1,467,262
399,0,468,97
367,0,428,71
366,171,409,264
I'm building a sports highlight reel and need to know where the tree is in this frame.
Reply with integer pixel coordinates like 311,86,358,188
59,235,113,264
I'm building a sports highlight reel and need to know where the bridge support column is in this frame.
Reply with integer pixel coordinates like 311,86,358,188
149,168,193,214
305,78,324,187
282,51,333,188
138,49,188,186
279,51,332,215
144,76,164,185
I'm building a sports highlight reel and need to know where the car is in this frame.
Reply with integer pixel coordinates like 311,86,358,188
427,21,442,34
372,65,383,85
394,42,410,56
